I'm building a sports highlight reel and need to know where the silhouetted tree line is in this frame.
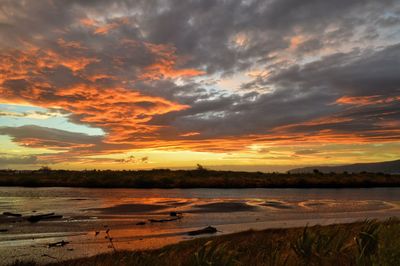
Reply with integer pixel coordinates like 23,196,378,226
0,168,399,188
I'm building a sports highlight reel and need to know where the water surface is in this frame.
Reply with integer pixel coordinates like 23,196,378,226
1,187,399,264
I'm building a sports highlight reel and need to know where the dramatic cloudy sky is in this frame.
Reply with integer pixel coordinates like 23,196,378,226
0,0,399,170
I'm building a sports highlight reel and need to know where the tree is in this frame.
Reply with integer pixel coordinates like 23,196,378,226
196,164,207,171
313,169,321,174
38,166,52,173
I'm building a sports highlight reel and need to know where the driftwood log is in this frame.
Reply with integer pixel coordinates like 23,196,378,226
3,212,22,217
48,240,69,248
187,226,218,236
27,213,62,223
148,217,181,223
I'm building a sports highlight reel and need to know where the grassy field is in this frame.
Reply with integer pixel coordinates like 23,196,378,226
10,218,400,266
1,168,400,188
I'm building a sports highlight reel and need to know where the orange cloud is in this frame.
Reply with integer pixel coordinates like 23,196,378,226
80,17,129,35
336,95,400,106
54,85,188,141
139,43,205,80
94,23,120,35
1,85,188,146
289,35,307,50
273,116,353,130
61,57,98,72
180,132,201,137
0,42,192,153
0,46,96,82
1,32,398,161
57,39,85,50
80,18,96,27
87,74,115,82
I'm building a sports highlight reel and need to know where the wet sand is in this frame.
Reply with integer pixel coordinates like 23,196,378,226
262,200,293,209
1,187,400,265
89,203,170,214
187,202,259,213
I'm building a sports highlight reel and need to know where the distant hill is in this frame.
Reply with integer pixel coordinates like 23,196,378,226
289,159,400,174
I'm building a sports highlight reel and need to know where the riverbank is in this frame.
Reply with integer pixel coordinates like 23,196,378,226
1,169,400,188
10,218,400,266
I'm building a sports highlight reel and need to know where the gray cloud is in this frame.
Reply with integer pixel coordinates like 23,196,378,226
149,44,400,140
266,44,400,97
295,149,320,155
0,155,38,166
0,125,102,148
1,0,398,74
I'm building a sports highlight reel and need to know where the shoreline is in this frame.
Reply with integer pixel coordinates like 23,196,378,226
9,218,400,266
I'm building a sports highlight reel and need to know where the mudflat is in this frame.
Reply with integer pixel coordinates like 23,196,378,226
1,187,400,265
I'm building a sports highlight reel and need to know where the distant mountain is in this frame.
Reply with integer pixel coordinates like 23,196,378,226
289,159,400,174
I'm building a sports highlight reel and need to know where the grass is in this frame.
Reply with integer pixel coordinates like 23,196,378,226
9,218,400,266
0,169,399,188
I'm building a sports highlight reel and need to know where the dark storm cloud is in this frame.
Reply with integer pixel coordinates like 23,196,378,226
266,44,400,96
125,0,397,74
150,44,400,140
150,87,336,138
1,0,397,73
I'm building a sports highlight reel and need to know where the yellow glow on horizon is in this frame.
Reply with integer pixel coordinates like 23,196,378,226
0,135,61,155
15,141,395,171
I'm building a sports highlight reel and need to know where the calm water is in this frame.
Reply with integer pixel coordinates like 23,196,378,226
1,187,400,264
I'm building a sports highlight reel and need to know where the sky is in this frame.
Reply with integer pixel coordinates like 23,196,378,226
0,0,400,171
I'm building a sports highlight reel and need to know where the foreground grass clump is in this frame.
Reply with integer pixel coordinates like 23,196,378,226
11,218,400,266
